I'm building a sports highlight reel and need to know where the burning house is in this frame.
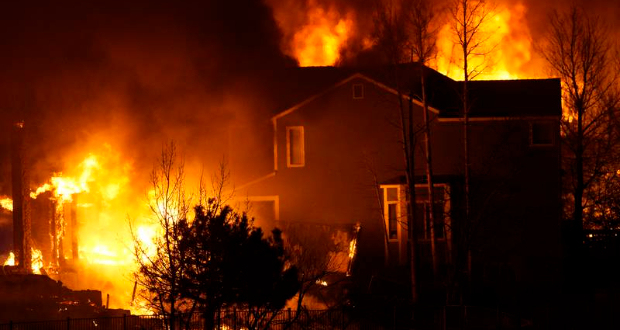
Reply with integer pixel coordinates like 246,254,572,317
0,123,129,322
234,64,562,303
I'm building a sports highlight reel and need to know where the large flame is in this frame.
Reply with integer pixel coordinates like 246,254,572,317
292,7,354,66
434,2,536,80
25,145,162,311
269,1,355,67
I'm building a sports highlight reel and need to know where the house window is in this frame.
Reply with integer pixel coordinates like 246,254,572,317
530,122,554,146
383,186,400,240
286,126,305,167
352,83,364,99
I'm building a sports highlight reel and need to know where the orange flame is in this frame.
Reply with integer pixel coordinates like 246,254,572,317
434,2,537,80
0,197,12,212
3,252,15,266
3,248,44,274
269,1,355,67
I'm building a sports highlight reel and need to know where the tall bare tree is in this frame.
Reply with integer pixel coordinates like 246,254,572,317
131,142,192,330
541,6,619,243
407,0,439,277
372,0,421,303
448,0,496,303
372,0,442,302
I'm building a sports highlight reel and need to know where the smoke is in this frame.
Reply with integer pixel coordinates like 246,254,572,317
0,0,293,193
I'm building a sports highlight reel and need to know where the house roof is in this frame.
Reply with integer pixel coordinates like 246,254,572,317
268,64,562,120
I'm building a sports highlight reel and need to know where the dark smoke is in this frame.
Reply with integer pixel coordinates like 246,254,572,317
0,0,295,198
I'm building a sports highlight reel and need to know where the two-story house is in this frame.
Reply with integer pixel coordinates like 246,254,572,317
232,64,562,304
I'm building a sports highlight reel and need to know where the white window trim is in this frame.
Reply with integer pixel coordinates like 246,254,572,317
380,184,404,243
286,126,305,168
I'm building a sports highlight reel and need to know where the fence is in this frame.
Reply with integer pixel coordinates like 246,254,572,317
0,306,526,330
0,309,387,330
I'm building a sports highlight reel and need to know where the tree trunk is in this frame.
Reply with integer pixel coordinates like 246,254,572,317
421,65,439,277
407,93,419,304
461,0,472,303
397,80,418,303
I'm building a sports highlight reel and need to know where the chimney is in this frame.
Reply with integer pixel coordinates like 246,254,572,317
11,122,32,272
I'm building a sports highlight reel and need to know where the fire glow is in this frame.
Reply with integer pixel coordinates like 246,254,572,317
434,2,536,80
10,146,160,311
273,0,539,80
269,1,356,67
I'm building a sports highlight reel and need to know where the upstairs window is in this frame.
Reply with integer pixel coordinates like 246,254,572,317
530,122,554,146
352,83,364,99
286,126,305,167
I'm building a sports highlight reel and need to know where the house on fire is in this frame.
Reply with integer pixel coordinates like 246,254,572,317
232,64,562,301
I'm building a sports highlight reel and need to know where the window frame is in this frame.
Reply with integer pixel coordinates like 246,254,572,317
381,185,403,242
286,126,305,168
529,121,555,147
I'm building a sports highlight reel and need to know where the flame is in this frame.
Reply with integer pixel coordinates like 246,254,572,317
2,249,44,274
270,1,354,67
434,2,536,80
3,252,15,266
31,154,100,202
0,197,13,212
31,248,43,274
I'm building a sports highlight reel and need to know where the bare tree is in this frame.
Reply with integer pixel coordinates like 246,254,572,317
448,0,496,303
407,0,439,277
281,223,353,325
372,0,422,303
541,6,619,243
131,142,192,329
371,0,441,302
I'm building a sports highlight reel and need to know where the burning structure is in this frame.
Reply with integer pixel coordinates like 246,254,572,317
0,0,613,321
0,123,129,322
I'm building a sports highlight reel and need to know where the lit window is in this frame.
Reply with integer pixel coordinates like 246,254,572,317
286,126,305,167
352,83,364,99
388,203,398,239
383,186,401,241
530,122,554,146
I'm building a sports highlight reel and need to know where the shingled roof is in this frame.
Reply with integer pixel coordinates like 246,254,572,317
268,64,562,119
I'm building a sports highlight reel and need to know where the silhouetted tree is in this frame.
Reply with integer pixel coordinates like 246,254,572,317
131,143,192,329
371,0,440,303
282,222,355,320
408,0,439,279
180,200,299,330
541,6,620,249
448,0,496,304
133,144,299,330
